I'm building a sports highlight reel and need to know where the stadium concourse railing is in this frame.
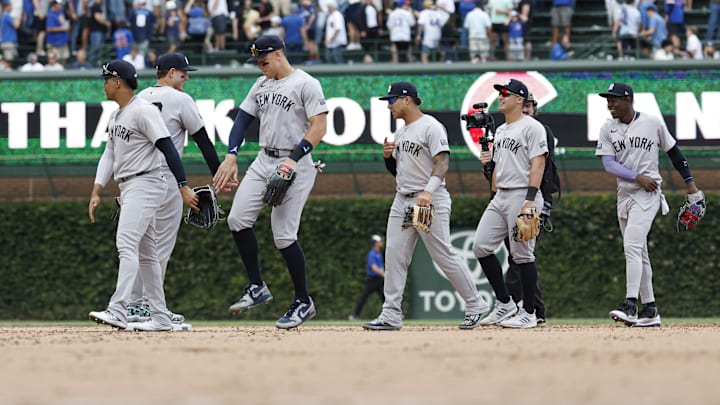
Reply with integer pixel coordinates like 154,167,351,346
1,58,720,199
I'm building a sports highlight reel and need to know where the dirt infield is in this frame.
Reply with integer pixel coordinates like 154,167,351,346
1,324,719,405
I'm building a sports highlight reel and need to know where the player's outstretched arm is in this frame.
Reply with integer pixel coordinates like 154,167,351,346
156,137,199,211
214,109,255,190
191,127,221,175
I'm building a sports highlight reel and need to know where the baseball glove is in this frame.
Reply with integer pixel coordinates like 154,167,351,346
512,207,541,242
185,185,223,229
402,204,434,233
262,164,296,206
676,190,706,232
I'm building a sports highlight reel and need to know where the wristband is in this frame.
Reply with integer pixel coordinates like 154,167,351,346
424,176,442,193
178,180,188,189
289,139,313,162
525,186,538,201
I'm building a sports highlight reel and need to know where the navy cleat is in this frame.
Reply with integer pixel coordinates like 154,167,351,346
275,297,317,329
229,283,273,313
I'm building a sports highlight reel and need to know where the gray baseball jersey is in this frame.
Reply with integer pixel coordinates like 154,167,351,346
379,113,487,327
240,69,328,149
392,114,448,194
492,115,548,189
227,68,329,249
473,114,547,264
595,112,675,212
595,112,675,303
137,85,206,157
106,97,169,180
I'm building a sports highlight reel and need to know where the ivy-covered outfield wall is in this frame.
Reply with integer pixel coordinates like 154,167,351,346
1,194,717,320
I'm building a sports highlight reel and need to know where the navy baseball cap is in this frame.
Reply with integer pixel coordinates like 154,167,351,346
370,234,384,244
599,83,634,100
99,60,138,89
379,81,419,100
156,52,198,71
246,35,285,63
493,79,529,100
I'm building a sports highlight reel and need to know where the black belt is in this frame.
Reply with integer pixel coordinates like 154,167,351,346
263,148,292,158
119,171,150,183
498,187,528,191
402,192,418,198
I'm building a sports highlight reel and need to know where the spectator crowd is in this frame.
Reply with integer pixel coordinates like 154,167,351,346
0,0,719,70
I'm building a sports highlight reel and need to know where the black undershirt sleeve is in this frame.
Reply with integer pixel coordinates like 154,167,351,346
156,137,187,185
666,145,694,183
191,127,221,175
384,156,397,177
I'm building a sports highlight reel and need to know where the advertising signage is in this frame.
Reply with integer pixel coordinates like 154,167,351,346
1,70,719,163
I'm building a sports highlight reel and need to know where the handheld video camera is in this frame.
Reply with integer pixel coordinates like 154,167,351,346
461,102,495,152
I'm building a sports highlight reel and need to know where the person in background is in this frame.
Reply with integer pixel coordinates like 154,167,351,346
298,0,318,64
281,3,304,64
639,4,667,56
349,234,385,321
113,19,134,59
386,0,415,63
464,0,491,63
685,25,702,59
70,47,94,68
703,41,720,59
46,0,71,66
131,0,155,56
165,1,181,52
20,52,46,71
123,44,146,69
207,0,229,51
706,0,720,42
1,1,21,64
505,9,524,61
550,32,574,60
324,0,346,63
88,0,112,67
653,38,674,60
44,49,65,70
664,0,687,53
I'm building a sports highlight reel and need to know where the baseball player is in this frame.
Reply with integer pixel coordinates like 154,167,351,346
348,234,385,321
212,35,328,329
93,53,224,330
479,92,552,324
363,81,490,331
473,78,547,329
88,60,199,331
596,82,704,327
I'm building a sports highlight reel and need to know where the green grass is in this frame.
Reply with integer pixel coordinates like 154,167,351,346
0,318,718,327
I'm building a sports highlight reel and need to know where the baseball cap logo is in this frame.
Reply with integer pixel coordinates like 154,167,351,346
102,64,117,77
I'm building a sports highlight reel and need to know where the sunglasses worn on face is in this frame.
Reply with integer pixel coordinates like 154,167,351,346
387,96,407,105
499,88,519,97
